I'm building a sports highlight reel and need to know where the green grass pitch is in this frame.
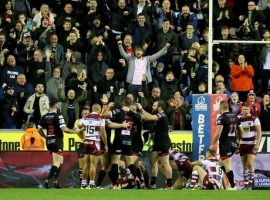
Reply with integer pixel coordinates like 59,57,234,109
1,189,270,200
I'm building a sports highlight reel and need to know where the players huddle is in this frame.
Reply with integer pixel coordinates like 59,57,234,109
38,99,261,190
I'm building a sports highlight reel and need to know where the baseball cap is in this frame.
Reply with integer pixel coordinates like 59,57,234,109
248,90,256,96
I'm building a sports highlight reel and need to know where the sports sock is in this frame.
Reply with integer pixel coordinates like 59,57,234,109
48,166,58,180
96,170,106,186
226,170,235,188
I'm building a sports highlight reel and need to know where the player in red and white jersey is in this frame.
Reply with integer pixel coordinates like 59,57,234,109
169,151,192,189
77,103,108,189
190,149,224,190
238,102,262,190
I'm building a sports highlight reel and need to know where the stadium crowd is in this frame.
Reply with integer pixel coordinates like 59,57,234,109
0,0,269,190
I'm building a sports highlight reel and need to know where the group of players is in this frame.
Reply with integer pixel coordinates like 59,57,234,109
37,98,261,190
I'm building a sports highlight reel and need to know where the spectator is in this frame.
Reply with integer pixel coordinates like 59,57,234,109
230,54,255,101
44,32,65,68
260,93,270,131
13,0,31,18
27,49,51,88
32,16,55,49
55,2,79,29
66,69,93,107
20,122,45,150
32,4,55,29
46,66,65,101
14,73,35,128
57,84,87,129
56,19,73,47
96,67,122,103
166,91,189,130
179,23,199,58
63,50,87,78
153,0,176,31
63,29,84,55
158,71,180,103
213,0,236,37
133,0,153,26
246,90,262,117
176,4,198,34
258,36,270,95
23,83,49,126
215,81,231,97
0,83,18,128
228,92,242,115
156,18,179,69
0,54,24,87
15,31,35,69
126,13,152,54
118,39,170,100
86,42,111,85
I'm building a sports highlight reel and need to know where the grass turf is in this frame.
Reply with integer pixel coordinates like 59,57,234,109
1,189,270,200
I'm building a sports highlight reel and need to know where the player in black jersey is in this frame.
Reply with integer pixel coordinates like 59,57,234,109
211,100,243,190
104,97,141,189
137,100,173,189
38,100,76,188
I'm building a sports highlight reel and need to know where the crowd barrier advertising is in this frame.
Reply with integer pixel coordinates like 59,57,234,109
0,130,193,152
192,94,227,160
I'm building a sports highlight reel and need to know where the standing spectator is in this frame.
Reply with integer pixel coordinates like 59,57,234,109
158,71,180,103
13,0,31,18
238,102,262,190
0,54,24,87
246,90,261,117
126,13,152,54
38,100,75,189
238,1,265,30
258,36,270,95
14,73,35,128
179,23,199,58
32,4,55,29
44,33,65,68
57,84,87,129
175,4,198,34
118,40,170,100
260,94,270,131
46,66,65,101
0,84,18,128
86,42,111,85
63,30,84,55
133,0,153,26
55,2,79,29
230,54,255,102
23,83,49,126
15,32,35,70
56,19,73,47
0,33,10,66
28,49,51,87
156,19,179,69
153,0,176,31
32,16,55,49
166,91,189,130
263,0,270,29
96,67,122,103
213,0,235,37
228,92,243,115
